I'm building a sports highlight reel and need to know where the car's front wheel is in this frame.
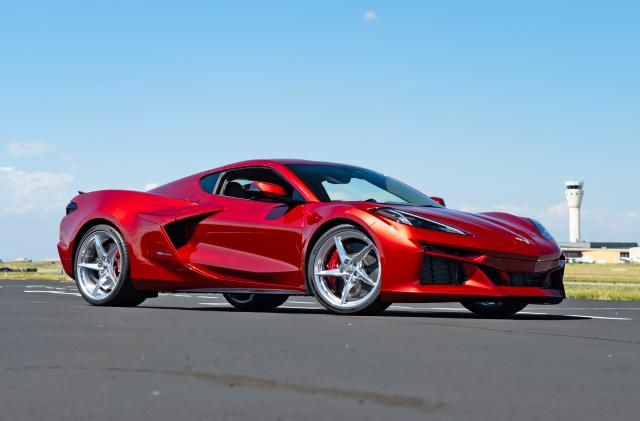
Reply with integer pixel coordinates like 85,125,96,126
223,293,289,311
74,224,149,307
307,224,390,315
461,300,527,317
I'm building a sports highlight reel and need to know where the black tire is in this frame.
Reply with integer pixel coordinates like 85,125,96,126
307,224,391,315
223,293,289,311
74,224,149,307
461,300,527,317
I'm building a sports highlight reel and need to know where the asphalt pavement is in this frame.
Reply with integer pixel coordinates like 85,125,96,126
1,279,639,420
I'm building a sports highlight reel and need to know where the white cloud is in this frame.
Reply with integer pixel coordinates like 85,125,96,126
362,11,378,21
8,142,57,156
0,167,74,215
144,182,159,191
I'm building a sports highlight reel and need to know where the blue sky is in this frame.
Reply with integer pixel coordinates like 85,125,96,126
1,1,638,259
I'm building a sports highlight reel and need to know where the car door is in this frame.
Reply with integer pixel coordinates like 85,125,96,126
185,167,306,289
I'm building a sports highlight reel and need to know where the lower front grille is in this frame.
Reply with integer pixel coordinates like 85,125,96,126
420,254,467,285
479,266,552,288
509,272,547,287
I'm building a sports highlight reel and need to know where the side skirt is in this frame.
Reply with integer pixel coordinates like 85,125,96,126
172,288,306,295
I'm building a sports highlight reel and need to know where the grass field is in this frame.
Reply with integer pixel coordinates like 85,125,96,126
564,263,640,284
2,261,640,300
1,261,70,281
564,283,640,301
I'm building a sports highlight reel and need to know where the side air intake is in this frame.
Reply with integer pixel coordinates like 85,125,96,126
419,253,467,285
164,213,214,249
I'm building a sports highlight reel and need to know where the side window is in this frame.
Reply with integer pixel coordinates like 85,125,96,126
216,168,302,202
199,172,221,193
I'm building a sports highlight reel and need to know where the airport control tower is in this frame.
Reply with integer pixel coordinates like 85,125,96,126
565,181,584,243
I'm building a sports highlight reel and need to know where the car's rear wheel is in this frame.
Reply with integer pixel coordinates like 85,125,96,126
461,300,527,317
75,224,148,307
307,225,390,315
223,293,289,311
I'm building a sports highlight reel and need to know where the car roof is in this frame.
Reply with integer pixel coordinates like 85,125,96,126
150,159,357,201
228,158,349,167
198,159,353,175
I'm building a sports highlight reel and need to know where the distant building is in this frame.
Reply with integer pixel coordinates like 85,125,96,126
564,180,584,243
14,258,32,262
560,242,639,264
561,180,638,263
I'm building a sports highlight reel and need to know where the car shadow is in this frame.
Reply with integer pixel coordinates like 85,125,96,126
138,305,587,320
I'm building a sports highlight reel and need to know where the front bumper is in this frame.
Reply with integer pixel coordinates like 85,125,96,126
377,235,565,304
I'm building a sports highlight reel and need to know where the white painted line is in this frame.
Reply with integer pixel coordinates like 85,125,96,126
389,305,424,310
280,305,324,310
24,290,81,297
288,300,321,305
530,307,640,311
517,311,548,315
389,307,547,315
564,314,633,321
386,306,633,320
423,307,468,311
199,302,231,306
196,296,222,299
389,306,468,312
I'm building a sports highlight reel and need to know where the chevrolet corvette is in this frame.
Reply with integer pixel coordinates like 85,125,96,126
58,159,565,316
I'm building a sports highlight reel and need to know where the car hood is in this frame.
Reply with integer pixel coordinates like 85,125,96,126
374,205,561,261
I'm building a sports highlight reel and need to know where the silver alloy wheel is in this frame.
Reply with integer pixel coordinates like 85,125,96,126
477,301,499,307
312,230,381,310
227,293,255,304
76,231,123,301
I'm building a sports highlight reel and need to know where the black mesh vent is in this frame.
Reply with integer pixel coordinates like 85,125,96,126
420,254,467,285
509,272,548,287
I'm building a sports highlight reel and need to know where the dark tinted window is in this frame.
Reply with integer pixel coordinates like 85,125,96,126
216,167,303,202
286,164,441,207
199,172,221,193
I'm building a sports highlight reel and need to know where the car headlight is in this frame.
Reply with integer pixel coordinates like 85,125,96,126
372,208,468,235
530,219,554,241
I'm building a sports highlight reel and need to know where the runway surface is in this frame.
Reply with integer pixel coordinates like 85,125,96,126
1,279,638,420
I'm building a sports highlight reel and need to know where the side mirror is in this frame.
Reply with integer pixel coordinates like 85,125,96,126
247,181,288,199
431,196,446,207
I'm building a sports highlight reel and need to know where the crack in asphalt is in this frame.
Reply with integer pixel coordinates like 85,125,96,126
3,365,446,413
390,318,640,345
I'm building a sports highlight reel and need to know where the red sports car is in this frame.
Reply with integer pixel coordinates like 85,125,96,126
58,159,565,316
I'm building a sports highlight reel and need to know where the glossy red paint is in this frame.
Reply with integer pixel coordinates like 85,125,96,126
430,196,446,207
248,181,288,198
58,159,565,304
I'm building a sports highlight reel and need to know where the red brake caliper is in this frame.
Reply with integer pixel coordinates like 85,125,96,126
113,250,121,277
325,249,341,294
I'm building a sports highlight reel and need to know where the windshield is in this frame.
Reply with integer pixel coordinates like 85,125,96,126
285,164,442,207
